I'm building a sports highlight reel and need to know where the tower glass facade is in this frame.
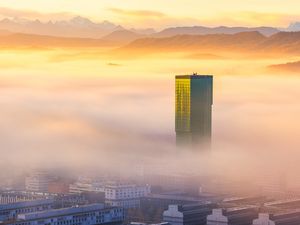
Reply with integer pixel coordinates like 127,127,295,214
175,74,213,149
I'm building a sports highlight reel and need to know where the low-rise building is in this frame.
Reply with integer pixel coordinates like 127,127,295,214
6,204,124,225
69,178,94,194
141,193,214,210
105,183,150,209
264,199,300,209
69,177,106,194
25,171,53,193
223,196,267,206
163,202,216,225
253,211,300,225
0,193,38,204
207,206,259,225
0,199,54,222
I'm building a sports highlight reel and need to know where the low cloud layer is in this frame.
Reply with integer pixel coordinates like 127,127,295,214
0,50,299,191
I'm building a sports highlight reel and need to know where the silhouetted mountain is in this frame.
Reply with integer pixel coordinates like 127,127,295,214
154,26,279,37
2,30,300,57
101,30,145,44
0,16,123,38
120,31,300,55
0,32,115,48
287,22,300,31
268,60,300,73
123,31,267,51
130,28,156,35
259,32,300,53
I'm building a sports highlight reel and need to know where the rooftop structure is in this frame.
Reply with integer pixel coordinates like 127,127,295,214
253,211,300,225
207,206,259,225
163,202,216,225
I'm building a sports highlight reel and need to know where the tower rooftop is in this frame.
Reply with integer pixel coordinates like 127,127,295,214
176,74,213,79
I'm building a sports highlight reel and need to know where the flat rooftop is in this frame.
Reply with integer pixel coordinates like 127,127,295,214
0,199,54,211
271,209,300,217
17,204,107,221
225,205,258,213
143,193,213,202
265,199,300,207
223,196,266,203
176,74,213,79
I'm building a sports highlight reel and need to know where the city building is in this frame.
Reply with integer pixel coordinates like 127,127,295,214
0,193,38,204
69,177,94,194
69,177,106,194
253,211,300,225
7,204,124,225
135,194,209,224
0,191,95,209
264,199,300,209
0,199,54,222
163,202,216,225
105,183,151,208
175,74,213,149
222,196,267,206
141,193,216,211
25,171,53,193
206,206,259,225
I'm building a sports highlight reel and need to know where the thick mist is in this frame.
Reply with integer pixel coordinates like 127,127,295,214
0,49,300,193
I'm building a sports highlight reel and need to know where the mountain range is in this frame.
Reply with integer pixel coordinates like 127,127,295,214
0,16,124,38
119,31,300,56
0,29,300,58
153,26,279,37
269,60,300,73
1,16,300,41
0,32,114,48
287,22,300,31
1,16,300,56
101,30,145,45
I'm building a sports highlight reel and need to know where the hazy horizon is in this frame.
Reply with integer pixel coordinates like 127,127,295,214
2,0,300,29
0,0,300,200
1,48,300,190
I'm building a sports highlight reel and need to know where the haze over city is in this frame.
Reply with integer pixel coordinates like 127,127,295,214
0,1,300,225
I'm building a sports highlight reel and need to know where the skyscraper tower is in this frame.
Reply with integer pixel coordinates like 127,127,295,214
175,74,213,149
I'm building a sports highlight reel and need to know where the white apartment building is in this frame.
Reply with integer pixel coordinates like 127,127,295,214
69,177,105,194
25,171,53,193
8,204,124,225
105,183,151,208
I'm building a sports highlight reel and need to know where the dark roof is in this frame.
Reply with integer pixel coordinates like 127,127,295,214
176,74,213,79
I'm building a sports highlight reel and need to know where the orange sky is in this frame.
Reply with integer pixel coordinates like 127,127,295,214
0,0,300,28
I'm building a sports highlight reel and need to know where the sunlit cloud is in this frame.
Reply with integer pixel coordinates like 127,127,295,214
203,11,300,27
108,8,166,19
108,7,300,28
0,6,299,29
0,7,73,21
107,7,201,29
